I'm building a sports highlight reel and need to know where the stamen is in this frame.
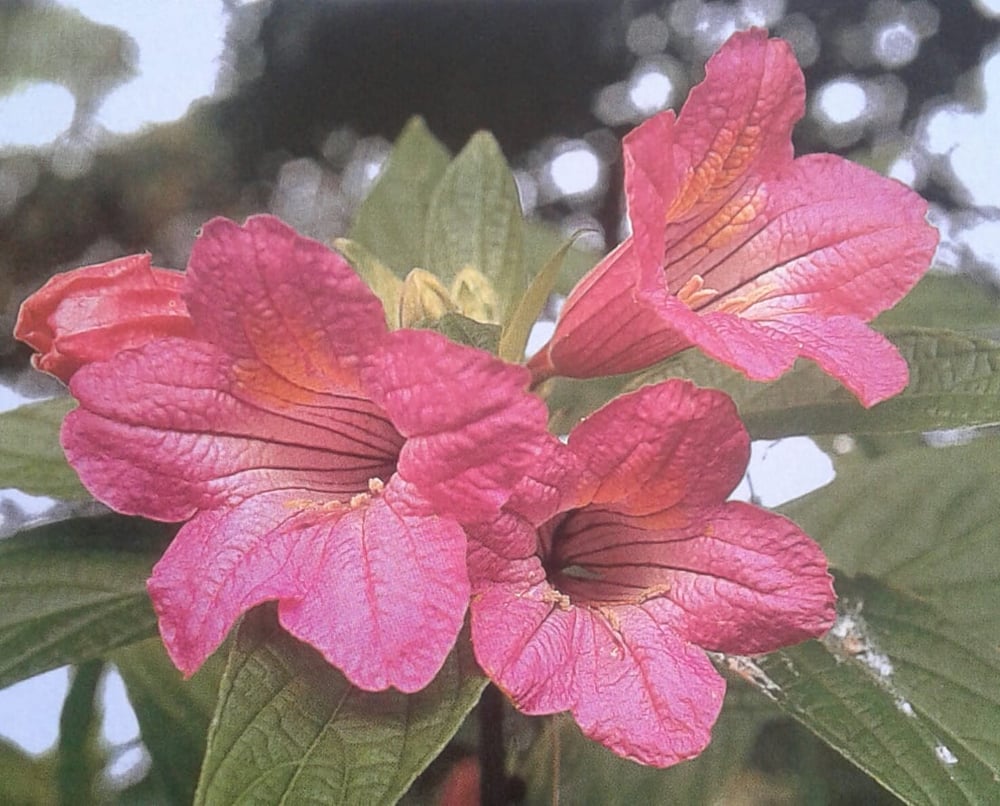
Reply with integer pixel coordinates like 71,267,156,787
542,588,572,610
675,274,719,309
710,281,775,315
638,582,672,603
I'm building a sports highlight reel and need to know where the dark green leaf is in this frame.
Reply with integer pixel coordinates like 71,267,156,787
348,117,451,277
424,132,524,323
742,437,1000,804
0,515,170,689
0,736,57,804
748,329,1000,437
783,436,1000,643
422,312,501,354
749,575,1000,806
518,687,780,805
0,398,89,500
630,329,1000,438
112,638,222,805
875,272,1000,336
195,607,487,806
522,220,600,297
499,238,575,363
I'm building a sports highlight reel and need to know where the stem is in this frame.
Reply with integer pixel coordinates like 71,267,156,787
57,660,103,806
479,683,507,806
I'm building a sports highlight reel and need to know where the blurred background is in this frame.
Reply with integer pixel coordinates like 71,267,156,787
1,0,999,802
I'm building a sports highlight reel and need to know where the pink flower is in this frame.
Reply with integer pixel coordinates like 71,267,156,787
23,215,549,693
14,254,194,382
467,380,835,766
529,29,938,407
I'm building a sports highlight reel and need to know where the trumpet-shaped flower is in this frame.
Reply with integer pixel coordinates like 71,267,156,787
15,254,194,382
467,380,835,766
529,29,938,406
19,215,550,693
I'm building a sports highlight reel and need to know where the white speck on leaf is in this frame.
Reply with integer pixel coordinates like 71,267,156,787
935,744,959,766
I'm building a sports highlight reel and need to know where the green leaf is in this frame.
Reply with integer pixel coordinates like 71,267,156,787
0,736,57,805
749,329,1000,438
543,374,635,435
0,398,89,500
424,132,524,323
423,312,501,354
875,272,1000,336
499,238,575,363
518,687,781,805
195,607,487,806
112,638,222,805
783,436,1000,643
334,237,403,328
348,117,451,277
0,515,170,689
522,219,600,297
630,329,1000,438
742,437,1000,804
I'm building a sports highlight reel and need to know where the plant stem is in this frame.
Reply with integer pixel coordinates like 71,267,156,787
479,683,507,806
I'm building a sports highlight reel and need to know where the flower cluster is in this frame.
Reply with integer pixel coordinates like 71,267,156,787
15,29,935,767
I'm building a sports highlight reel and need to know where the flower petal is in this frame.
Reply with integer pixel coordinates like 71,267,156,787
661,155,937,321
469,561,724,767
14,254,193,382
363,329,549,522
622,112,678,271
669,29,802,211
567,381,749,514
278,479,470,692
764,313,910,406
150,480,469,691
64,338,401,521
185,215,388,392
530,242,686,379
574,604,724,766
638,503,836,654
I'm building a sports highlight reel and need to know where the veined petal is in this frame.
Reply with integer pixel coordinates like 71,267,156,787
64,338,401,521
530,242,688,380
623,111,678,270
669,155,937,319
626,30,803,274
764,313,910,406
14,254,193,382
663,29,802,228
363,329,549,522
469,565,724,767
277,478,470,692
149,480,469,691
641,503,836,654
567,381,749,514
574,605,724,767
185,215,388,392
504,435,579,527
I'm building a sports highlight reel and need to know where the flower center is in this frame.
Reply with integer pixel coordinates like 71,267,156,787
539,508,673,607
